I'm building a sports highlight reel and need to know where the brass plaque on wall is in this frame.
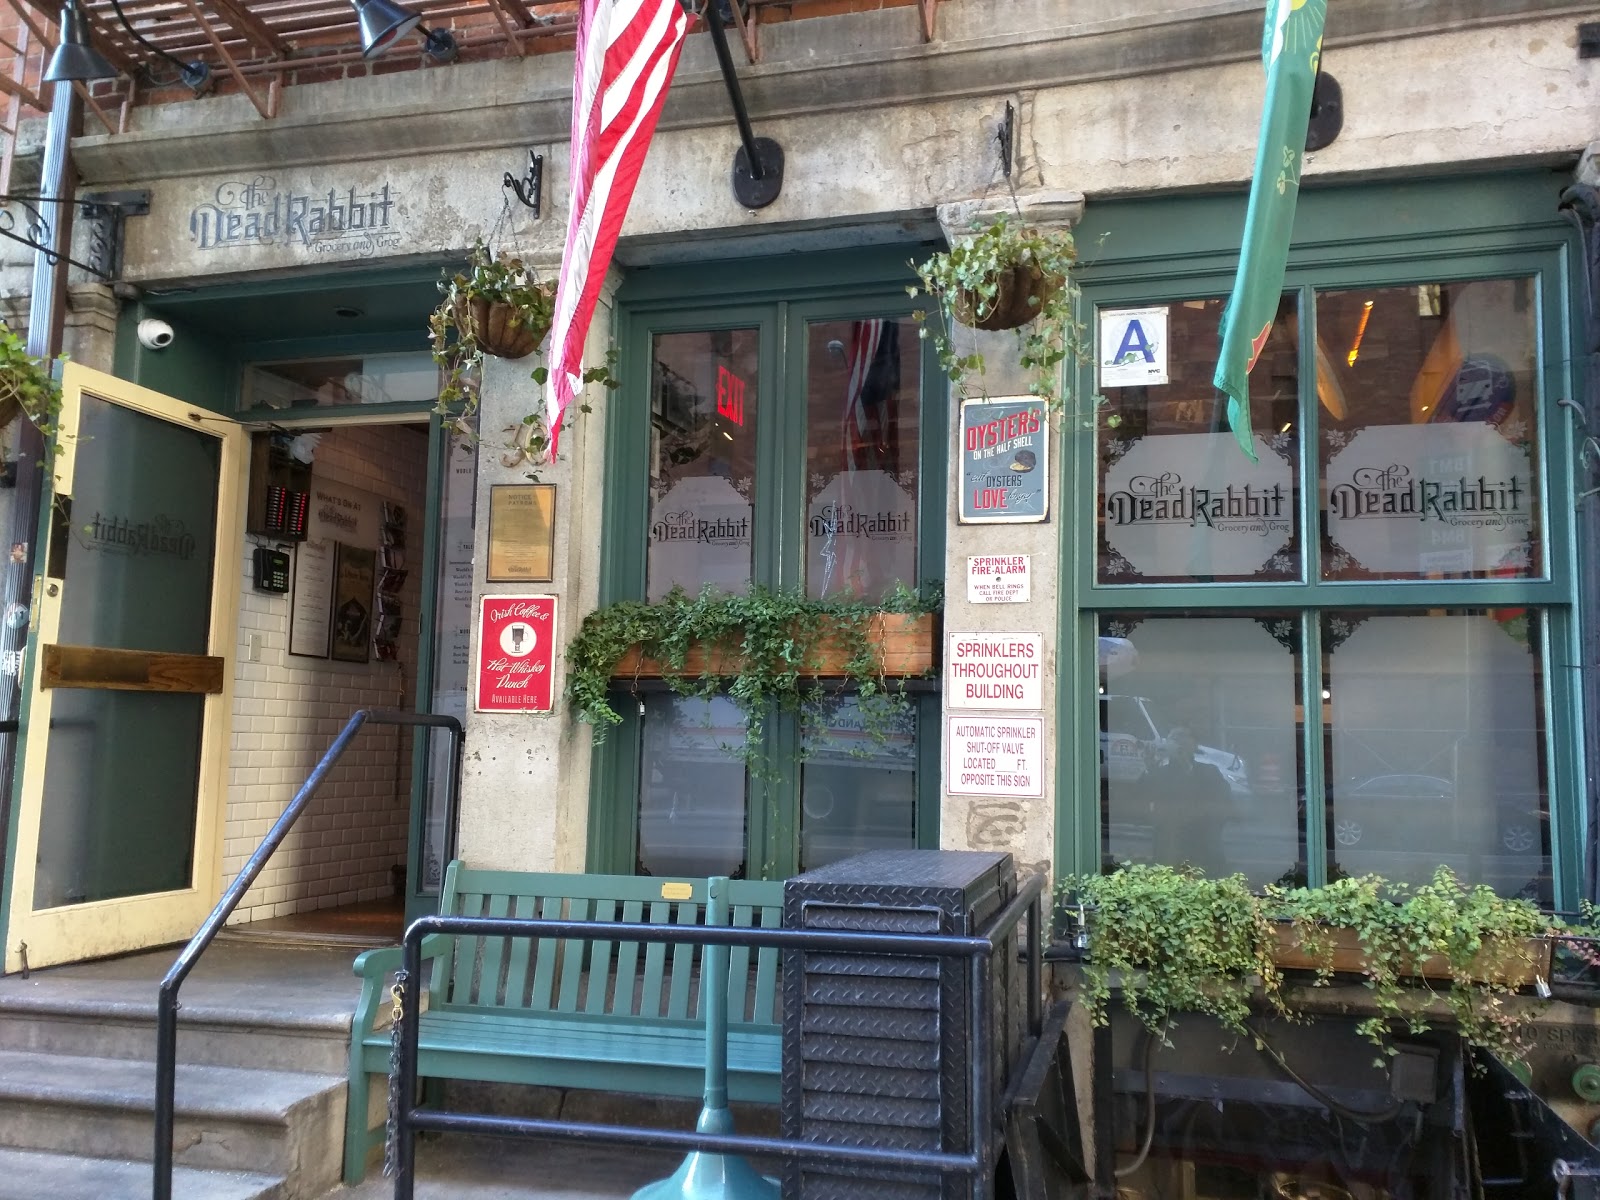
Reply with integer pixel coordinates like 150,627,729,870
486,484,556,582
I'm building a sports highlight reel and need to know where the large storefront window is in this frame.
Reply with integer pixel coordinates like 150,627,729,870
1084,242,1572,905
603,256,944,880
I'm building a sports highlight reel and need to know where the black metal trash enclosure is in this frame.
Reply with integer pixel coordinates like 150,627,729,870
781,849,1023,1200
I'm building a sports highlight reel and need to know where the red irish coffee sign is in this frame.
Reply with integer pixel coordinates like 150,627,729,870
474,594,557,713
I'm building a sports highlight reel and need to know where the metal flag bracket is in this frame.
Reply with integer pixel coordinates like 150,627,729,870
503,152,544,218
702,0,783,209
0,189,150,281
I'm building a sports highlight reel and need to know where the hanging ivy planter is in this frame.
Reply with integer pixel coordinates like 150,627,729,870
564,584,942,769
455,295,550,362
611,611,938,680
1058,863,1568,1063
952,260,1064,333
0,324,63,441
909,212,1080,408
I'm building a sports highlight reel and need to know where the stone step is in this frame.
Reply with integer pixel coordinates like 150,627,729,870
0,1050,343,1200
0,1147,283,1200
0,991,351,1074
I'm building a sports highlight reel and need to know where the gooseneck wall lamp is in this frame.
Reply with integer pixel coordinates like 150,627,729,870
351,0,458,63
105,0,212,94
43,0,118,83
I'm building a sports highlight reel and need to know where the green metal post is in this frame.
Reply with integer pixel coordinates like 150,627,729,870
630,876,778,1200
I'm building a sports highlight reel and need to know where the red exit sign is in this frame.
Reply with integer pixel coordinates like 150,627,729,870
716,365,746,426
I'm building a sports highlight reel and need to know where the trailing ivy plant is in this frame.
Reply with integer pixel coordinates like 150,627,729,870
429,242,617,467
1061,864,1285,1044
563,582,941,770
1059,863,1564,1064
908,213,1083,410
0,323,63,442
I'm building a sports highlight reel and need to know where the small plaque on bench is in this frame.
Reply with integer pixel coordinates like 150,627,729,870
660,882,694,900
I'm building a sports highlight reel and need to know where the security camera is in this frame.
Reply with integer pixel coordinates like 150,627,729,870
137,318,174,351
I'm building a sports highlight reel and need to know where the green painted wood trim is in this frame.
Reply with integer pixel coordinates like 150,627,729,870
1063,173,1583,903
230,332,429,374
404,414,449,920
589,258,948,879
617,245,921,307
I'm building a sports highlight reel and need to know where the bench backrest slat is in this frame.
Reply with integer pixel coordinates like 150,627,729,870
724,879,784,1029
477,892,512,1006
428,865,784,1031
501,893,537,1006
528,894,563,1010
583,898,619,1015
664,901,699,1020
555,897,592,1012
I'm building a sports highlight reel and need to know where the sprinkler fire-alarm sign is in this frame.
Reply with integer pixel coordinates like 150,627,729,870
966,554,1031,604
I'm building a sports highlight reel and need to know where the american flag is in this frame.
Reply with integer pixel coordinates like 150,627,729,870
543,0,690,459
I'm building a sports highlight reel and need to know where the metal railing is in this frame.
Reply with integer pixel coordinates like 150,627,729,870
153,708,465,1200
388,871,1044,1200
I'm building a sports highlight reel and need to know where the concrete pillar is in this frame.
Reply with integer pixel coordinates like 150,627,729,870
454,269,618,873
935,190,1083,883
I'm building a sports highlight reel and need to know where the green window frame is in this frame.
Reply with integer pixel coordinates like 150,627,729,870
1059,173,1586,908
589,247,948,880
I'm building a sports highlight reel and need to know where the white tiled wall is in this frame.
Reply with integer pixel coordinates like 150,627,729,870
223,422,430,923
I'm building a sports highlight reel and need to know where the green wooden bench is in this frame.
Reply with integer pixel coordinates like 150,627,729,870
343,863,785,1184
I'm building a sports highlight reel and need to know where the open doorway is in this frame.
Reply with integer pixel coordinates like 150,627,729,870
217,352,472,948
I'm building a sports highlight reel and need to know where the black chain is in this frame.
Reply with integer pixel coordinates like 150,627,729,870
382,968,409,1178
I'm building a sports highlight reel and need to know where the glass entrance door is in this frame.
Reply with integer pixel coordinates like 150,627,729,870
4,364,244,971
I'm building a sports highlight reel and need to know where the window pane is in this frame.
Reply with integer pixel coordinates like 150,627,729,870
1323,610,1550,902
800,696,917,870
646,329,759,601
1097,296,1301,584
805,318,922,599
241,352,438,409
1099,614,1301,889
1317,279,1541,581
638,695,747,878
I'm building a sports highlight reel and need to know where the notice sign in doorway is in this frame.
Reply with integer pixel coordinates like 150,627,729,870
475,594,557,713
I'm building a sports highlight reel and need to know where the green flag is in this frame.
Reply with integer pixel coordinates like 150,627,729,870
1214,0,1327,461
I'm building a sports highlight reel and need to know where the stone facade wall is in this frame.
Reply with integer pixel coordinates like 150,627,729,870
2,0,1595,883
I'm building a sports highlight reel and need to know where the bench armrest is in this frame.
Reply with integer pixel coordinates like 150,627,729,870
350,933,453,1039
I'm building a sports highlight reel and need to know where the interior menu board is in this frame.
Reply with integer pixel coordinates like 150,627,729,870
288,538,334,657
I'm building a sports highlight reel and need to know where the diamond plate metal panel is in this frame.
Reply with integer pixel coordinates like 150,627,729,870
781,850,1017,1200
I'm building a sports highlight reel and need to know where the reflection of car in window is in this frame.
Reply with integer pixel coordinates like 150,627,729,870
1098,694,1250,796
1328,773,1545,855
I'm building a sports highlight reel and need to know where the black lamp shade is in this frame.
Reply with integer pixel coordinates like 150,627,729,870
352,0,422,58
44,0,118,83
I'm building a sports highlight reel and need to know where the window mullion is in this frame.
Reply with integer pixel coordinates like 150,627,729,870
1297,282,1320,587
1300,610,1328,889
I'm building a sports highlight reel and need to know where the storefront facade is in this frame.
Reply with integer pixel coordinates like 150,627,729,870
0,0,1594,996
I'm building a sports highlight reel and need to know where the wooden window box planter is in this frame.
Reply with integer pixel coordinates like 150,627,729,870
609,612,939,681
1271,924,1552,989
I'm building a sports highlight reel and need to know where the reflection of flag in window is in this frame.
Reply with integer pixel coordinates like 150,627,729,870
820,320,900,597
842,320,901,474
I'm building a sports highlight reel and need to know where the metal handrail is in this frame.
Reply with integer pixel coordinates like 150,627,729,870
153,707,465,1200
389,871,1045,1199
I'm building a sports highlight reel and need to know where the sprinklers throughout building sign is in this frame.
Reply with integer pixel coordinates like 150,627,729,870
947,631,1044,710
475,595,557,714
1101,432,1294,577
1324,423,1535,575
959,398,1048,523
